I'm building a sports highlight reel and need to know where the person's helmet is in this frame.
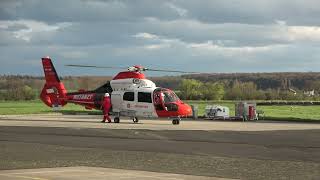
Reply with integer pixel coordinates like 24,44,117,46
104,93,110,97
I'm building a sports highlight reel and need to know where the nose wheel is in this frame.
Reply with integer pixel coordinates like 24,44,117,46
172,119,180,125
114,117,120,123
133,117,139,123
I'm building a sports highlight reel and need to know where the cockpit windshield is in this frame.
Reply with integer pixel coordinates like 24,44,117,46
153,88,180,111
162,90,179,103
153,88,180,106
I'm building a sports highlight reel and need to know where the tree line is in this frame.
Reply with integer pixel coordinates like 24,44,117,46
1,73,320,101
177,79,320,101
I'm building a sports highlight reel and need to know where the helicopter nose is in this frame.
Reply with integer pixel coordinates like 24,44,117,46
179,103,192,116
185,104,192,116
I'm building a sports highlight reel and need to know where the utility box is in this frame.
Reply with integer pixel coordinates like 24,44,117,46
191,105,198,119
235,102,257,121
205,105,229,119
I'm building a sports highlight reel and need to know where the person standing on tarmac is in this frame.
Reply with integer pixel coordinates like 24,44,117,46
101,93,112,123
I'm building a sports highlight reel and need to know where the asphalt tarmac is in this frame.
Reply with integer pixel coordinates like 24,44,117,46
0,114,319,179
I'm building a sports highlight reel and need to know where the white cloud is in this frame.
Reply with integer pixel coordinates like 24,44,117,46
143,44,171,50
85,0,126,9
188,40,285,53
134,32,183,50
144,17,320,46
133,32,159,40
287,26,320,42
164,2,188,17
0,20,72,42
273,20,320,42
133,32,285,56
275,20,287,26
188,40,218,49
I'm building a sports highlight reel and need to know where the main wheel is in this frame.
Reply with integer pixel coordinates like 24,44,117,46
172,119,180,125
133,117,139,123
114,117,120,123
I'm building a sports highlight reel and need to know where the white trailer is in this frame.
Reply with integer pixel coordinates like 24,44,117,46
205,105,230,119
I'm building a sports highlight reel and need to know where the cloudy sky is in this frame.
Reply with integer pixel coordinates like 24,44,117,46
1,0,320,76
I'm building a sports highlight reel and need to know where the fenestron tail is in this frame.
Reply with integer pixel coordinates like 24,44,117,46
40,56,67,108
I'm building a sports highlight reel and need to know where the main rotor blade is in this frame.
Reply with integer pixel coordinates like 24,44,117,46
65,64,127,70
144,68,201,74
66,64,203,74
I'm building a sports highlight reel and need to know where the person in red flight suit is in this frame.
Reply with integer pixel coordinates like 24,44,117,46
101,93,112,123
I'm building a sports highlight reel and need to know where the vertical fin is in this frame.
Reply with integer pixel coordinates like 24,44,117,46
40,56,67,108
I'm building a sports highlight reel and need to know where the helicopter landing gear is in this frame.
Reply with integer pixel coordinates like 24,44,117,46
172,117,180,125
114,117,120,123
133,117,139,123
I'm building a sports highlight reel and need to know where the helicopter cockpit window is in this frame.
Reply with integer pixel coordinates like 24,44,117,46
123,92,134,101
138,92,152,103
162,91,179,103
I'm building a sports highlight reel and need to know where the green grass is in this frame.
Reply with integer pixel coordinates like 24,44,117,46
1,100,320,122
259,105,320,122
0,100,100,115
186,100,320,122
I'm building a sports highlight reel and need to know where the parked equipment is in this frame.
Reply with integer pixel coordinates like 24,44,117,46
235,102,258,121
205,105,229,119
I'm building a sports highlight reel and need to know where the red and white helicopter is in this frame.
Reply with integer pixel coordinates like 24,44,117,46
40,56,193,125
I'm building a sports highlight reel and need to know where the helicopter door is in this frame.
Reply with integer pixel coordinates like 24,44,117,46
122,91,136,115
110,92,121,112
153,91,166,111
135,91,154,117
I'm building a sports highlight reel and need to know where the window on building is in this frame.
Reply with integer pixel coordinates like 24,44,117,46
123,92,134,101
138,92,152,103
